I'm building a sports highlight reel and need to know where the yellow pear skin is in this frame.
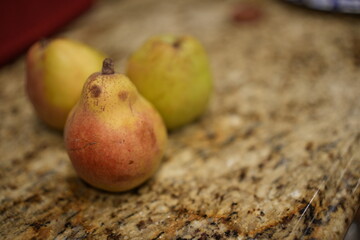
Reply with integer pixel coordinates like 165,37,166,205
64,59,167,192
26,38,106,130
126,35,212,130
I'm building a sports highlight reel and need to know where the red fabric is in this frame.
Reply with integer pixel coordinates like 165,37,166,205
0,0,94,66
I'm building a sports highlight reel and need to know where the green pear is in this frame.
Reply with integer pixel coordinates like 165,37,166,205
26,38,106,130
126,35,212,130
64,58,167,192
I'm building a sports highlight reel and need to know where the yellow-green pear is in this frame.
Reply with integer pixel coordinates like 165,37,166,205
126,35,212,130
64,58,167,192
26,38,106,130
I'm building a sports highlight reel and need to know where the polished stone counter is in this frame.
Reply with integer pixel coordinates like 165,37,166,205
0,0,359,239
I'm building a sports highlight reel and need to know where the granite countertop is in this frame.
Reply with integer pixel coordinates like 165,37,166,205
0,0,359,239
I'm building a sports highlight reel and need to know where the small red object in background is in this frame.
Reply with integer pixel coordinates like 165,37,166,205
232,3,263,23
0,0,94,66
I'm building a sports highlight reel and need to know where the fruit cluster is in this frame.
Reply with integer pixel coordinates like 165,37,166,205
25,35,212,192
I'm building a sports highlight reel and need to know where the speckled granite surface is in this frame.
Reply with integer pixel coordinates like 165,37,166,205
0,0,360,239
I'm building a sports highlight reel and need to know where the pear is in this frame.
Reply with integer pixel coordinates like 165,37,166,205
126,35,213,130
64,58,167,192
26,38,106,130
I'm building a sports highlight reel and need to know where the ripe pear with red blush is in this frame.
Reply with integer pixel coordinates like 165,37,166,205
64,58,167,192
26,38,106,130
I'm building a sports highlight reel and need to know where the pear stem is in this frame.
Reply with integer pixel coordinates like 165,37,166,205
40,38,49,49
173,39,182,48
102,58,115,75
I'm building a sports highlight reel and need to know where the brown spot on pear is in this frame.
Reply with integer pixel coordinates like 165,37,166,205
90,85,101,98
64,58,167,192
118,91,129,101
